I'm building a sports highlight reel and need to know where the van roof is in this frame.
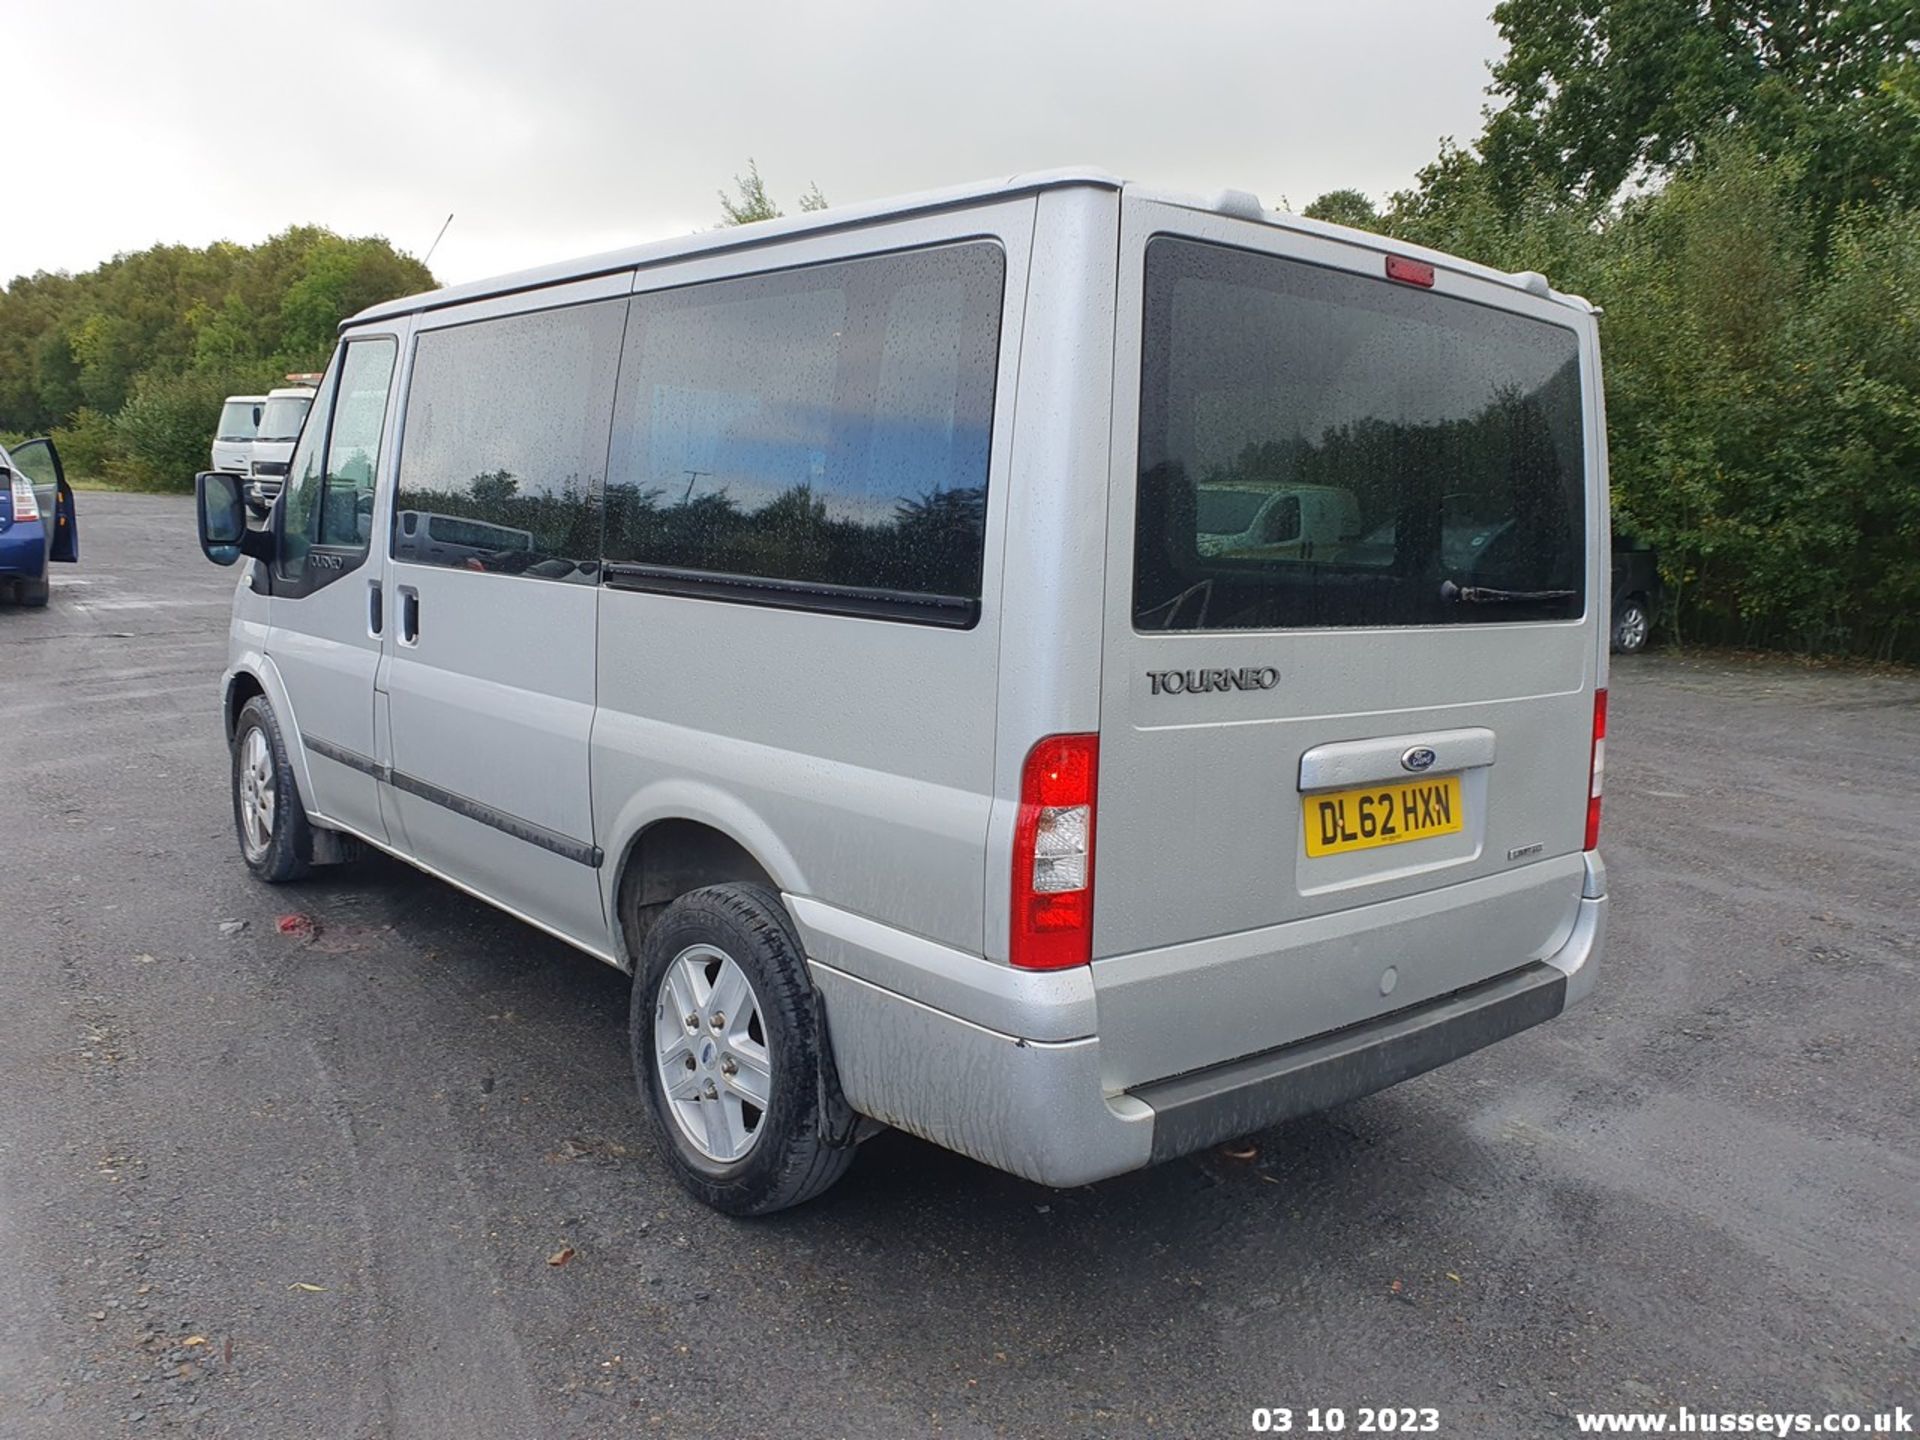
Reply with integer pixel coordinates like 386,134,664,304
346,168,1593,328
223,394,268,404
264,386,315,400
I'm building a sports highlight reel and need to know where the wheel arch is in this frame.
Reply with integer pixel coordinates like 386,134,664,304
223,669,267,741
605,795,806,972
222,657,323,821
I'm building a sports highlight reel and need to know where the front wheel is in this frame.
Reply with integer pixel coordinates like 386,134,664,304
632,883,854,1215
1611,595,1650,654
230,696,312,883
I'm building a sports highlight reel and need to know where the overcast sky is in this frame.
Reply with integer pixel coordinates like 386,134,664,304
8,0,1504,289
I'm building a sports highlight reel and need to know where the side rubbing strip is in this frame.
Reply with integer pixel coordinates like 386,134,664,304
305,734,386,780
303,735,603,868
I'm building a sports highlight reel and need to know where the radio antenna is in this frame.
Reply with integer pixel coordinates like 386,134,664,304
422,213,455,271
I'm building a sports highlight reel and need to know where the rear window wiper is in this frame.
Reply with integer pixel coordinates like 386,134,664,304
1439,579,1577,604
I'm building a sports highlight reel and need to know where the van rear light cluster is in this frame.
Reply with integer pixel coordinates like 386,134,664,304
1011,733,1099,970
1585,688,1607,851
9,472,38,522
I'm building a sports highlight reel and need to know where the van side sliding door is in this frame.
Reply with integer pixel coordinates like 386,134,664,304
376,275,630,955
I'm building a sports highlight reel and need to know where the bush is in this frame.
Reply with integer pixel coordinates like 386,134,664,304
113,371,233,490
48,408,127,481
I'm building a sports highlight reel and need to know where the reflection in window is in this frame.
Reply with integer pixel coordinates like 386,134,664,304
1136,238,1586,632
276,358,342,585
317,342,396,550
394,299,625,582
605,242,1005,600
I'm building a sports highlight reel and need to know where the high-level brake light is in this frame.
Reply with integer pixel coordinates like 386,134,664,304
1386,255,1436,288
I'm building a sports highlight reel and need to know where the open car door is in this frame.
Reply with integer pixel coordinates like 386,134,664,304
9,438,77,563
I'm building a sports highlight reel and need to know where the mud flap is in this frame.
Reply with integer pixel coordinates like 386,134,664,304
812,1000,866,1148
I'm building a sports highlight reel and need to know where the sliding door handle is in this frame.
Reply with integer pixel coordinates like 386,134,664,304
397,585,420,645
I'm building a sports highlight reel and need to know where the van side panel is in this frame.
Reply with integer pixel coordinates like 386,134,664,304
592,202,1039,959
980,185,1122,963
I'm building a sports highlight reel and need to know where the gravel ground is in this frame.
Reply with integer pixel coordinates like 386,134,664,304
1,493,1914,1439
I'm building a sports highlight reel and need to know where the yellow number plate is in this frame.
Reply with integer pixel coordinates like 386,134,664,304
1303,775,1463,858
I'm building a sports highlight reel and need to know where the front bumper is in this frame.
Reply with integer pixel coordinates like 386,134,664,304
808,881,1606,1189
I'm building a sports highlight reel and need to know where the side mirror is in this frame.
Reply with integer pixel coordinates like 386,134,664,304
196,471,272,565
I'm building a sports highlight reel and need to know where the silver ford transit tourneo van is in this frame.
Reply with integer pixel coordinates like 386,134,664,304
194,171,1609,1215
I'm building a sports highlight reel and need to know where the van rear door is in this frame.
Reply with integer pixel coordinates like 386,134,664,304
1092,197,1606,1089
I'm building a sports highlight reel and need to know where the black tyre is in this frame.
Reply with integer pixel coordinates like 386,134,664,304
632,883,854,1216
230,696,312,883
18,574,50,608
1611,594,1651,654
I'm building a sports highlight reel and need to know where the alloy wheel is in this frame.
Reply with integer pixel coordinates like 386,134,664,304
653,944,773,1163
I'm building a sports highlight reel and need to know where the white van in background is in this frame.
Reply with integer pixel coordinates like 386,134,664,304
193,170,1610,1216
1195,482,1363,560
210,395,264,474
245,380,319,513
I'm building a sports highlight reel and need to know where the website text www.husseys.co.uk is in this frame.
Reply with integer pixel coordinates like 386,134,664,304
1574,1407,1912,1434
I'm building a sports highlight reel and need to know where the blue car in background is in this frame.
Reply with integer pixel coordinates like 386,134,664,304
0,438,78,607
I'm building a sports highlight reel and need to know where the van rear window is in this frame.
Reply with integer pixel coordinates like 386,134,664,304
1135,237,1587,632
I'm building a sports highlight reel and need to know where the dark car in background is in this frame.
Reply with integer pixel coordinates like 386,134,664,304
0,438,78,607
1611,528,1662,653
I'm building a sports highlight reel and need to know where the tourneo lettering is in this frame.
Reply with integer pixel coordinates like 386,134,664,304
1146,666,1280,695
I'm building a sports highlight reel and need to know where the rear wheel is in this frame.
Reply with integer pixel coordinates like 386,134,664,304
1611,595,1650,654
18,574,49,608
631,883,854,1215
231,696,312,883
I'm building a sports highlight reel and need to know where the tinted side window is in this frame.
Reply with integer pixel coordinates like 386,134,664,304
393,299,626,583
604,242,1005,615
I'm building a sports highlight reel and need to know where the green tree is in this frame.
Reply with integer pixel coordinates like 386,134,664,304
717,159,830,226
0,226,432,485
1303,189,1382,231
1483,0,1920,219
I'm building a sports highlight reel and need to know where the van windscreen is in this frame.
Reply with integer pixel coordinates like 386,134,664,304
1135,237,1586,632
218,401,261,442
258,395,312,443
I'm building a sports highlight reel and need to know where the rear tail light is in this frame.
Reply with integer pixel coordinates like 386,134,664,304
1011,733,1099,970
9,472,38,522
1585,688,1607,851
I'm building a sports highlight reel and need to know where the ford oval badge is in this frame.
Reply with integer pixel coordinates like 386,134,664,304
1401,746,1438,773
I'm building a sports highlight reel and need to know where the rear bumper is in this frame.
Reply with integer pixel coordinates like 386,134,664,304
805,878,1605,1188
1134,959,1565,1162
0,523,48,580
